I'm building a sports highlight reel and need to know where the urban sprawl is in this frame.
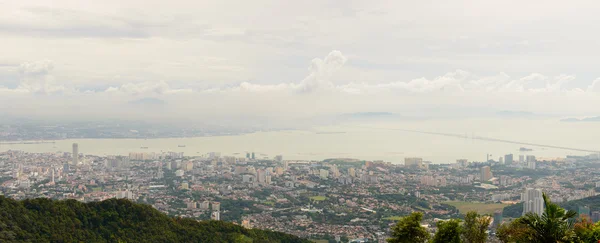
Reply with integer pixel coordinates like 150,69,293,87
1,145,600,242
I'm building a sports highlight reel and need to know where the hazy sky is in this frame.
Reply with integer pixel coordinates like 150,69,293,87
1,0,600,123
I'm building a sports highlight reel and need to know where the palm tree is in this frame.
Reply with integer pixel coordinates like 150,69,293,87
517,192,577,243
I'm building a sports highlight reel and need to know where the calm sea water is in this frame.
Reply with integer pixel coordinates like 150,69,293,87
2,118,599,164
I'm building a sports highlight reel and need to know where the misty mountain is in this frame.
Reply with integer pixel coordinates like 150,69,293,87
338,112,401,121
561,116,600,122
128,97,167,106
496,110,536,117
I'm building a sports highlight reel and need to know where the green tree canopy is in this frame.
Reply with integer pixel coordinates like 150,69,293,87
0,196,308,243
431,219,462,243
387,212,430,243
461,211,491,243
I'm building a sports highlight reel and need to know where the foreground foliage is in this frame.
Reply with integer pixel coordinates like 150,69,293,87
431,219,462,243
387,211,490,243
0,196,308,243
461,211,491,243
495,193,599,243
387,212,430,243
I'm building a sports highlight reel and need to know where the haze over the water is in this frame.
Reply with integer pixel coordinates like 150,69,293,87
3,118,599,164
2,1,600,128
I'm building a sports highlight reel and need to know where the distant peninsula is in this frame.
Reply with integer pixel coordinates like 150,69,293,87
560,116,600,122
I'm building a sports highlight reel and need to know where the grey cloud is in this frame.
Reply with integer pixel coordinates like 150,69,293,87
0,7,151,38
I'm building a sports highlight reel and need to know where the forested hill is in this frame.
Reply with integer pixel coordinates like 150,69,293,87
0,196,308,243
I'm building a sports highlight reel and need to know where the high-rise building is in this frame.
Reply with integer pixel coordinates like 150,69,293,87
257,169,266,184
63,163,70,174
528,161,536,170
592,211,600,223
526,155,536,163
519,155,525,163
319,169,329,179
72,143,79,165
579,206,591,219
200,201,210,209
156,162,163,179
480,166,492,181
522,188,544,216
184,161,194,171
348,167,356,177
405,157,423,169
504,154,514,164
212,202,220,211
211,211,220,220
275,167,284,175
181,182,189,190
456,159,469,168
116,190,135,200
242,174,255,183
493,210,503,228
331,164,340,178
242,219,251,228
251,152,255,160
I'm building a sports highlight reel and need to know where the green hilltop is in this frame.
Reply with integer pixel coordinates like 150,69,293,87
0,196,309,243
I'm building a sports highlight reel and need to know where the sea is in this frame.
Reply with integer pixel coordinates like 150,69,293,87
1,118,599,164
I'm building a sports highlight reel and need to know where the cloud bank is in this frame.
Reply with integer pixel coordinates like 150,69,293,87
2,50,600,125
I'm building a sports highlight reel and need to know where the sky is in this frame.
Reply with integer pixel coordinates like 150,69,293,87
1,0,600,125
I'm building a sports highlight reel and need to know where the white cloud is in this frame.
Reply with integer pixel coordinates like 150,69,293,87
226,50,347,93
588,78,600,93
105,80,192,95
5,51,600,98
295,50,347,93
3,50,600,122
12,60,67,94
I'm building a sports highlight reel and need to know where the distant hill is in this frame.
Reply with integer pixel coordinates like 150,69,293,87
128,97,167,105
0,196,308,243
496,110,536,117
338,112,401,120
561,116,600,122
503,195,600,218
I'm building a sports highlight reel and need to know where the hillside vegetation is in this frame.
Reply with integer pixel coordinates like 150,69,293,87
0,196,308,243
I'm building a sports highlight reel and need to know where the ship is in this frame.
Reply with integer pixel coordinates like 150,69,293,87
140,146,148,149
178,145,186,147
520,147,533,151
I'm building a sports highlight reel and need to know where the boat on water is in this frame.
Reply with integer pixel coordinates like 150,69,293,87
140,146,148,149
178,145,186,147
520,147,533,151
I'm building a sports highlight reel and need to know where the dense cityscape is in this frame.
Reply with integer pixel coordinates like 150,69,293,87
2,143,600,242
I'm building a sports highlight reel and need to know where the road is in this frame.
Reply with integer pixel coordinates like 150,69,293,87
355,126,600,153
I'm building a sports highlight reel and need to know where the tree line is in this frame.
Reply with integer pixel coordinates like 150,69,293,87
0,196,308,243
